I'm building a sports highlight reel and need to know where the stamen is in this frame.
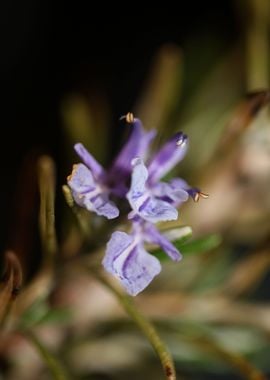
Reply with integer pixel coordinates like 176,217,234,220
119,112,134,124
188,187,209,202
198,191,209,199
126,112,134,124
194,192,200,202
193,191,209,202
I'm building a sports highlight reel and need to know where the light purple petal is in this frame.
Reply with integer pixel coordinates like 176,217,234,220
127,157,148,201
144,224,182,262
108,118,156,182
127,158,178,223
136,197,178,223
67,164,95,194
121,245,161,296
102,231,134,271
148,132,188,183
74,143,104,179
169,178,189,189
67,163,119,219
90,193,119,219
152,179,189,207
103,231,161,296
73,191,119,219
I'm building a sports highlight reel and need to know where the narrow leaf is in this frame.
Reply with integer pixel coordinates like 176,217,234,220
177,234,222,255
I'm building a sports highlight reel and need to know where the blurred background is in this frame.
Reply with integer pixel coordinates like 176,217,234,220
1,0,238,246
1,0,270,379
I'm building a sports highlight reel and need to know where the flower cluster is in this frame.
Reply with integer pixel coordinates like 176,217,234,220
67,113,205,295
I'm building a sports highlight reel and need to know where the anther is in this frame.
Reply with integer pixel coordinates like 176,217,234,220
194,191,209,202
120,112,134,123
126,112,134,124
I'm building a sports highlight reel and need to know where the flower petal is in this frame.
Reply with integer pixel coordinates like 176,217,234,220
74,143,105,179
148,132,188,183
127,158,178,223
103,231,161,296
108,118,156,183
136,197,178,223
67,163,119,219
144,223,182,262
102,231,134,271
152,178,189,206
127,157,148,200
67,164,95,194
90,193,120,219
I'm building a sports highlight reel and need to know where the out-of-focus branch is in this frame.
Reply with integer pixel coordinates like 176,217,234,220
23,329,69,380
135,45,182,135
91,269,178,380
16,156,58,315
221,247,270,296
135,292,270,335
38,156,58,262
183,332,266,380
0,251,22,328
245,0,270,91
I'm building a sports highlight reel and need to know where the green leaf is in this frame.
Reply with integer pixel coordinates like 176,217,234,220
178,234,222,255
19,298,49,328
38,308,72,325
19,298,71,328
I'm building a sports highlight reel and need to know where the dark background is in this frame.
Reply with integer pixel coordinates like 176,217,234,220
1,1,238,252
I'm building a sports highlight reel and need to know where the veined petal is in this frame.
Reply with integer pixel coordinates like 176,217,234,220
89,193,119,219
74,143,105,179
127,157,148,201
127,158,178,223
67,163,95,194
148,132,188,183
103,231,161,296
136,197,178,223
144,223,182,262
121,245,161,296
152,179,189,206
108,118,156,182
67,163,119,219
102,231,134,271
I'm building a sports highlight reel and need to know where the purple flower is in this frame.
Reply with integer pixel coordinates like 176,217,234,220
102,220,181,296
67,143,120,219
107,116,156,196
66,113,207,295
67,114,155,217
127,132,190,223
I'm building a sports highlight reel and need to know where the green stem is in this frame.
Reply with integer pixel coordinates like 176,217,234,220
92,270,177,380
245,0,270,91
23,330,69,380
38,156,58,262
